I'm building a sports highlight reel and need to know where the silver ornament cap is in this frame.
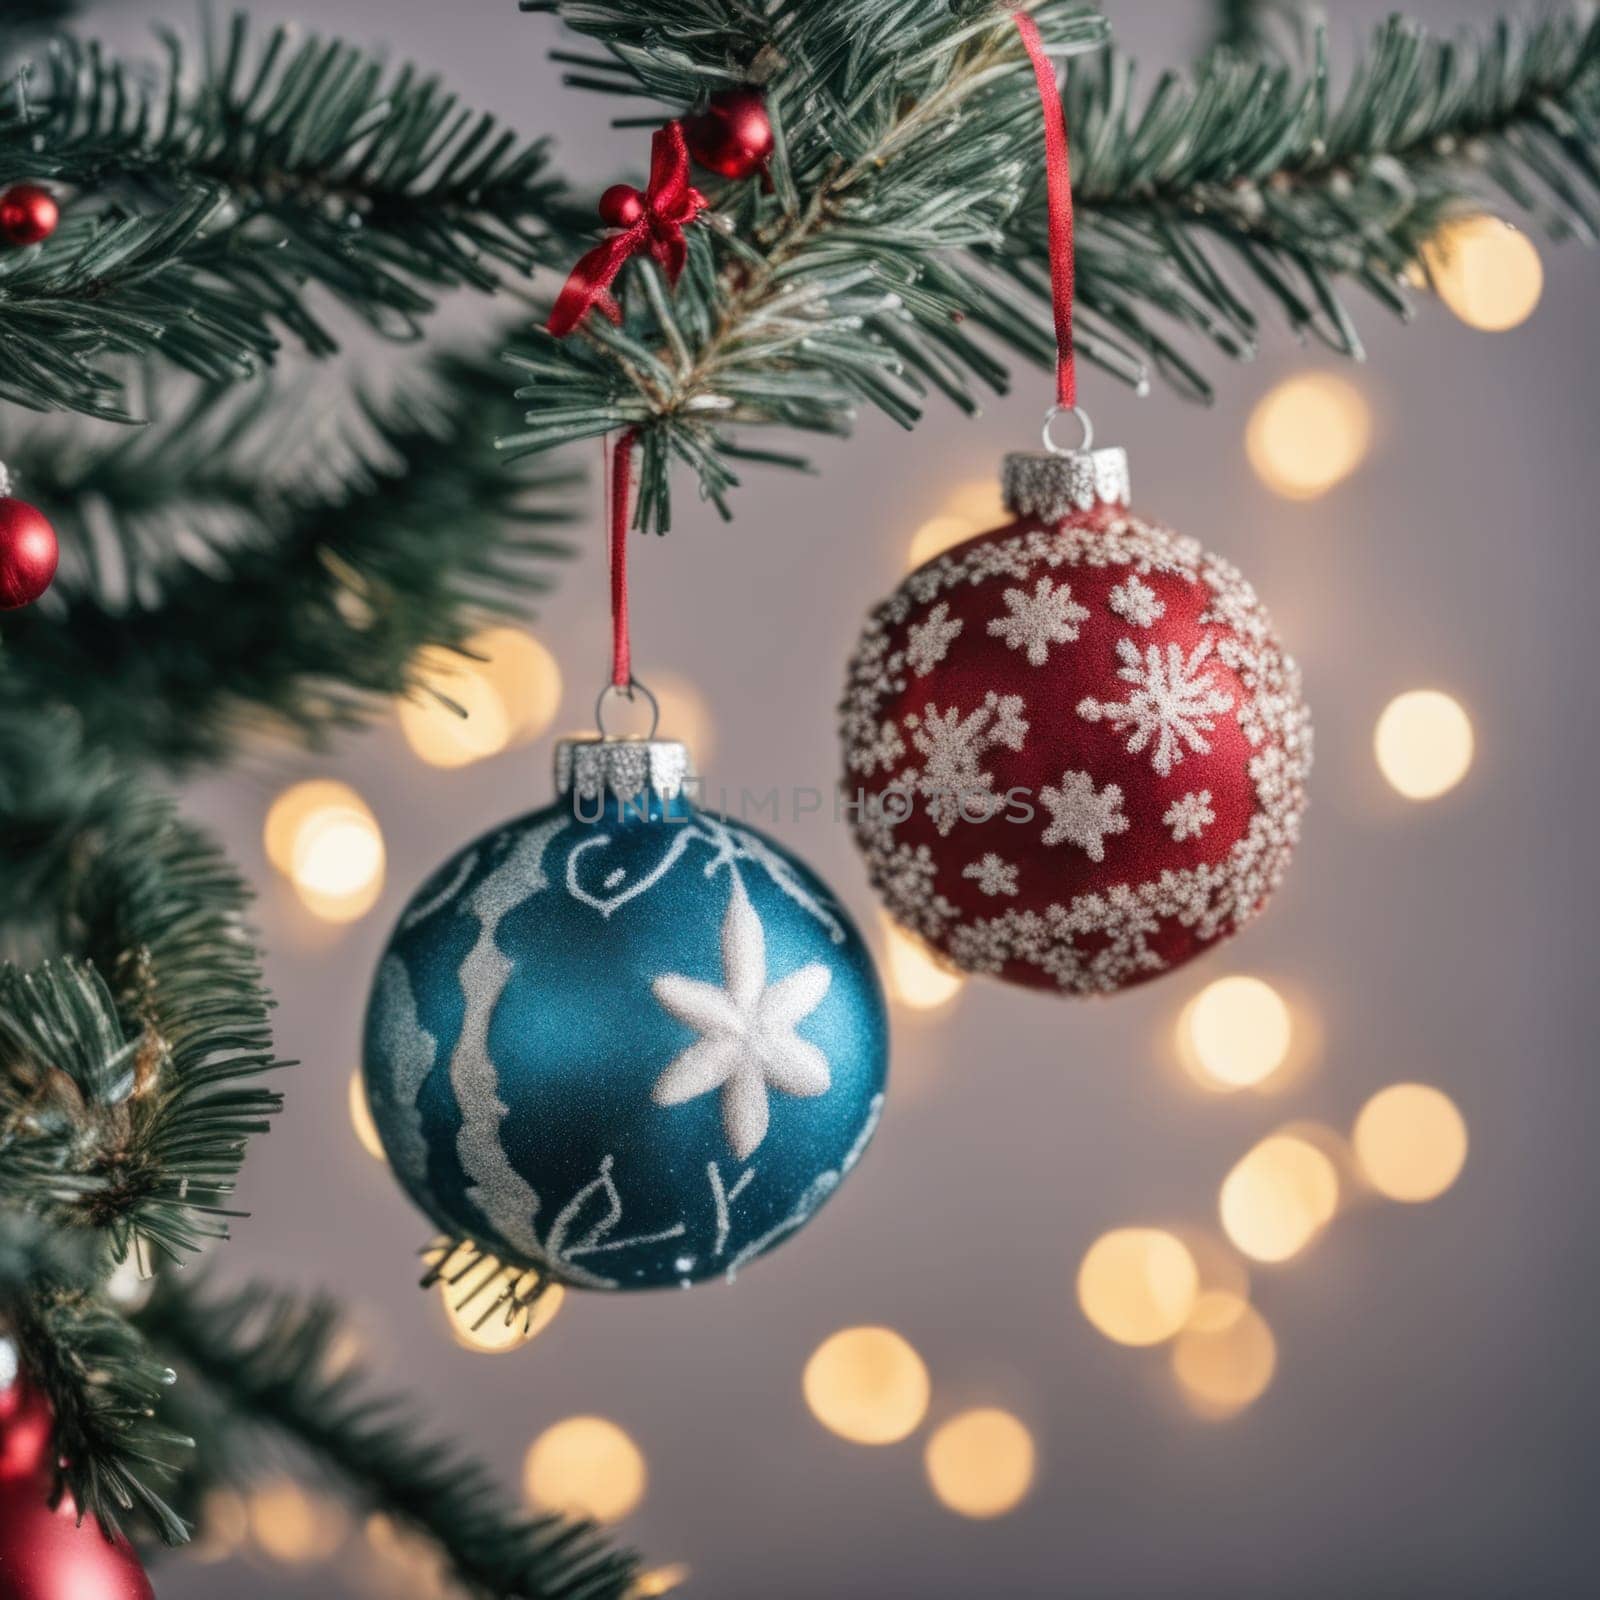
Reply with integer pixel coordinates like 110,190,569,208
1002,404,1130,521
555,736,691,805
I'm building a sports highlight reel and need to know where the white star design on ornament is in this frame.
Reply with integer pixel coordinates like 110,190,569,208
1039,771,1130,863
962,852,1019,897
905,602,964,677
650,874,833,1162
1163,789,1216,842
1077,637,1235,777
987,577,1090,666
1109,574,1165,628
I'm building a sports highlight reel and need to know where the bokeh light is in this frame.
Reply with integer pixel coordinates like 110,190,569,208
1246,372,1372,500
471,626,564,744
349,1069,384,1161
399,643,514,768
1374,689,1475,801
188,1489,250,1564
881,918,963,1011
1353,1083,1469,1203
908,514,978,570
629,1565,692,1597
1422,215,1543,332
649,671,716,771
1219,1134,1339,1263
264,779,369,873
946,480,1006,526
1179,976,1293,1091
290,801,386,922
249,1480,347,1565
434,1248,565,1354
524,1416,647,1523
924,1408,1036,1519
1171,1300,1277,1418
1077,1228,1199,1347
802,1326,931,1444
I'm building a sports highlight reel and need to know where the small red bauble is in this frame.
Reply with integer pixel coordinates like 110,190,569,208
840,443,1311,996
0,498,59,609
598,183,645,229
0,1372,154,1600
684,88,773,180
0,185,60,248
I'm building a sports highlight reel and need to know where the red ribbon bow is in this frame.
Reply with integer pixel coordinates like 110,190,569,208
547,121,707,338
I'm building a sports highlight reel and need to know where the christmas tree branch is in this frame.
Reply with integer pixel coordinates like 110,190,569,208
0,15,572,418
0,344,578,771
503,2,1600,522
501,0,1106,530
1033,9,1600,399
136,1274,641,1598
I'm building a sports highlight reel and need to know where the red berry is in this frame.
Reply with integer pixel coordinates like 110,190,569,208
598,184,645,229
684,88,773,180
0,497,59,609
0,184,59,248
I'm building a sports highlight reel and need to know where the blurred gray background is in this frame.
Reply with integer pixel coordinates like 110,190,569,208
85,0,1599,1595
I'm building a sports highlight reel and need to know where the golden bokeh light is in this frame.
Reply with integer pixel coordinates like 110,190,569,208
471,626,564,743
908,514,978,570
882,918,963,1011
1219,1135,1340,1263
1245,372,1373,500
1076,1228,1200,1347
1171,1300,1277,1418
349,1069,384,1161
629,1565,692,1597
440,1257,565,1354
249,1480,347,1565
264,779,370,874
1180,976,1293,1091
649,671,716,771
1353,1083,1469,1203
188,1489,250,1564
1422,215,1543,332
289,801,386,922
524,1416,647,1523
946,480,1006,526
1374,689,1475,801
924,1408,1037,1519
399,644,514,769
1185,1287,1251,1335
802,1326,931,1445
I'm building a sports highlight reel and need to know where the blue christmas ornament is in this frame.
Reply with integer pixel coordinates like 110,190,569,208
363,737,889,1291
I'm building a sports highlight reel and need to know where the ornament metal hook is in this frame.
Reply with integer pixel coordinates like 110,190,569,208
594,676,660,741
1041,404,1094,457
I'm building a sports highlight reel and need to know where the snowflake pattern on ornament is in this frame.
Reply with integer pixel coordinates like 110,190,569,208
1040,771,1130,862
838,509,1312,995
907,693,1028,834
962,853,1019,897
1109,573,1165,627
1077,637,1235,778
905,602,963,677
987,576,1090,665
1163,790,1216,842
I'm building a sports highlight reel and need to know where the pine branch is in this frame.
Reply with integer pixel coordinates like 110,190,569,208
0,15,570,417
0,344,578,770
0,1222,190,1544
502,1,1107,530
1043,9,1600,400
137,1273,641,1599
1209,0,1314,60
504,2,1600,523
0,712,285,1262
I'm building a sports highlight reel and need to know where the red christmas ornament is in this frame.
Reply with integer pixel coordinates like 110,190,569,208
0,185,59,248
840,438,1311,996
0,1368,154,1600
0,496,59,609
684,88,773,180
